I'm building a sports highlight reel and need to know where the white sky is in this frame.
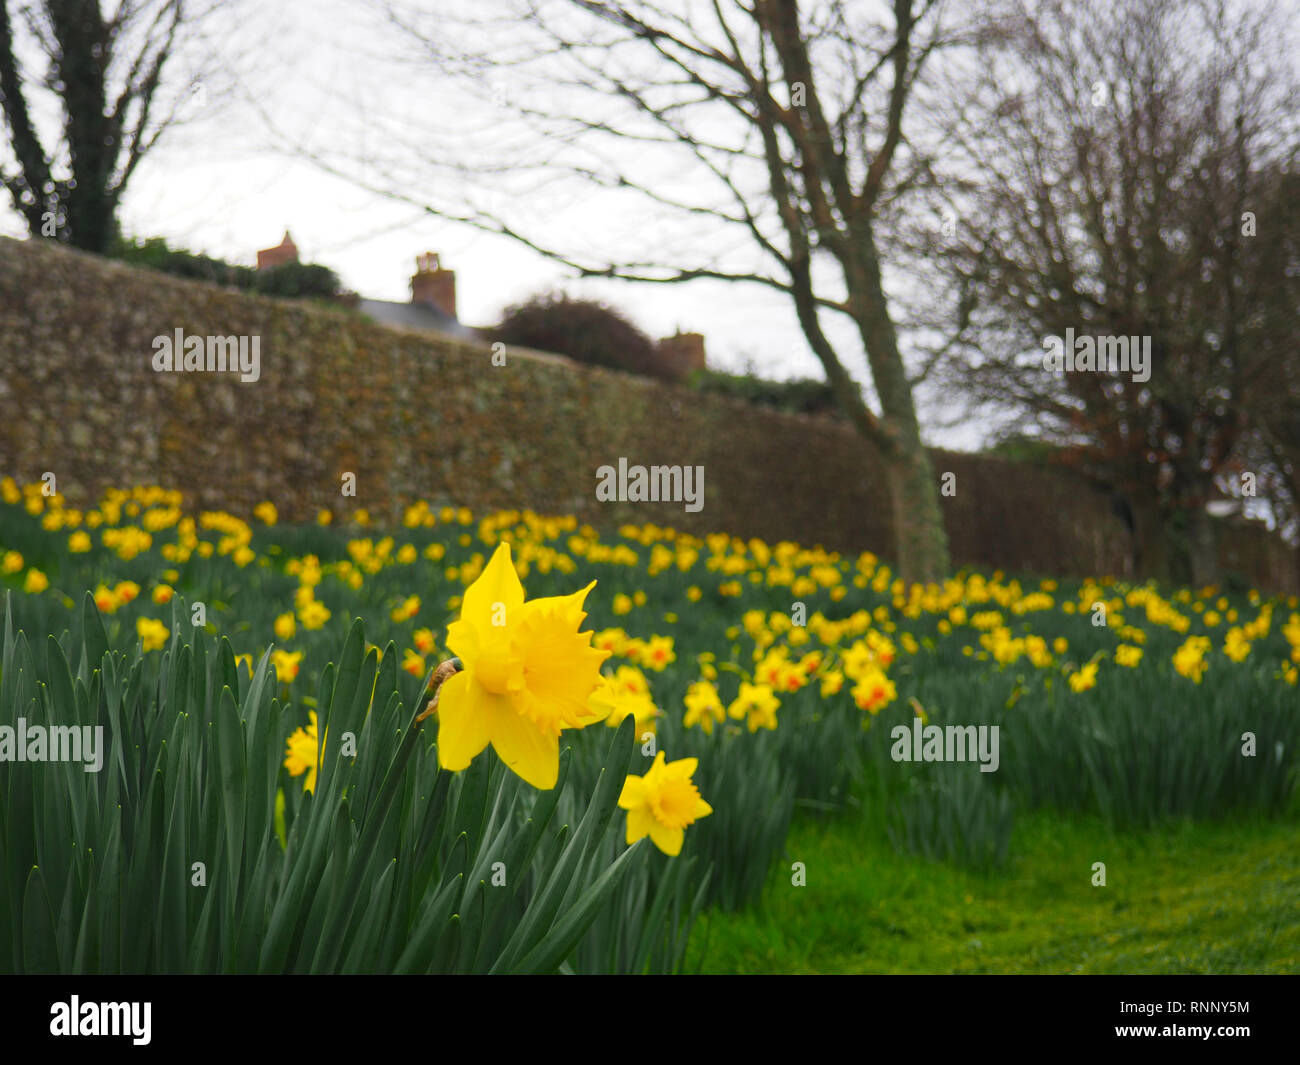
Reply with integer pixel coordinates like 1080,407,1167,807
0,0,989,449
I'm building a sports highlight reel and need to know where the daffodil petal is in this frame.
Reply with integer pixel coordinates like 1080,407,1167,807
665,757,699,779
486,696,559,790
618,775,647,808
648,820,685,856
435,670,493,771
626,805,655,846
461,542,525,635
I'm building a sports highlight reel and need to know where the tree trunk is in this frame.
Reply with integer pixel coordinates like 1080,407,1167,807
1130,494,1171,584
885,443,949,585
846,242,950,584
1187,502,1220,588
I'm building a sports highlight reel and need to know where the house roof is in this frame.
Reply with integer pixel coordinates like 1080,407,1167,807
357,298,477,340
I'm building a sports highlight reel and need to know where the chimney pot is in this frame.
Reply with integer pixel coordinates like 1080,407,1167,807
411,252,457,319
658,331,706,380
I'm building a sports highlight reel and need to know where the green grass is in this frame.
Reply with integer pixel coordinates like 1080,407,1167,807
693,803,1300,973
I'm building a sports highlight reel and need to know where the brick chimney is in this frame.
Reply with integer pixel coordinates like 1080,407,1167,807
257,230,298,270
658,331,706,380
411,252,456,318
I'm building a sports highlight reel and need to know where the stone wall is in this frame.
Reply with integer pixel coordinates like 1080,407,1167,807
2,236,1292,589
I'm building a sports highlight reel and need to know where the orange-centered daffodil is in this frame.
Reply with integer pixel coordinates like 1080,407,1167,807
436,541,609,789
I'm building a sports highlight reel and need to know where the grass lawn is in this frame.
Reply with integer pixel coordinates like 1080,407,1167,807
693,803,1300,974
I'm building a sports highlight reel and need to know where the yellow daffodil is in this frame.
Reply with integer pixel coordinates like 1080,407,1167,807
436,542,609,789
136,617,169,653
298,598,331,630
274,611,296,640
683,680,726,734
638,634,675,671
284,711,323,792
618,752,712,856
592,666,658,733
1173,636,1211,682
851,669,897,714
820,669,844,697
272,648,303,682
727,681,779,732
1115,644,1143,668
1068,661,1098,692
402,648,426,677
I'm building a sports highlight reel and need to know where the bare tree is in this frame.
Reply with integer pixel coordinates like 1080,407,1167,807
1242,164,1300,570
0,0,219,252
313,0,968,582
919,0,1299,586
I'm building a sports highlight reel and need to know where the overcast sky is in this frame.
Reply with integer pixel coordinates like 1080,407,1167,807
1,0,990,449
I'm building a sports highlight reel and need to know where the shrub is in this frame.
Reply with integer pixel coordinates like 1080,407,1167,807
490,291,671,380
253,261,341,299
111,235,248,286
109,236,340,300
686,368,841,418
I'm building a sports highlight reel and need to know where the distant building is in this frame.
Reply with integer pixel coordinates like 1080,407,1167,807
657,331,707,378
356,252,477,340
256,231,299,270
254,241,703,358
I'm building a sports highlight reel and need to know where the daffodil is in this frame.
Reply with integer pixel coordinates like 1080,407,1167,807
638,634,675,671
136,616,169,652
272,648,303,682
727,681,779,732
402,648,426,677
274,611,296,640
1115,644,1143,668
1068,661,1098,692
618,752,712,856
592,667,659,735
851,669,897,714
683,680,725,734
820,669,844,697
284,711,323,792
1173,636,1211,682
298,598,331,630
436,541,609,789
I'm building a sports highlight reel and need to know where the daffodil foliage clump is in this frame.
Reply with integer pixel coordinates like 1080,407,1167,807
2,479,1299,972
